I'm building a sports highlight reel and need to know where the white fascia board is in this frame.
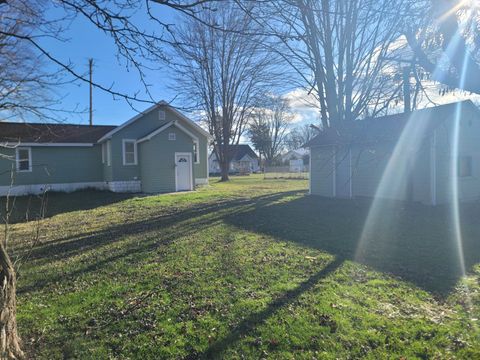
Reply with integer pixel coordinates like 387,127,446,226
238,154,253,162
137,121,199,144
137,121,175,143
98,101,211,143
174,122,199,142
97,103,160,143
158,100,211,139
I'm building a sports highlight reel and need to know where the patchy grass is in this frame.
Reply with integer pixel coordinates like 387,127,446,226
5,175,480,359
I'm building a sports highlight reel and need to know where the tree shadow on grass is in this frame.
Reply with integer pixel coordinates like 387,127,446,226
198,257,345,359
224,195,480,297
16,191,301,295
1,190,137,223
16,188,480,358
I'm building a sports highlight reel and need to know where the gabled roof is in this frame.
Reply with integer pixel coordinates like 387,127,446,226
0,122,116,145
211,144,259,161
305,100,479,148
97,101,210,143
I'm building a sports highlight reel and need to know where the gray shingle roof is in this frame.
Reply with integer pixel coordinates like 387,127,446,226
305,100,479,147
214,144,259,161
0,122,116,144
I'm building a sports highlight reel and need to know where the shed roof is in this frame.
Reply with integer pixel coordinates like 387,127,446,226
0,122,116,144
305,100,479,147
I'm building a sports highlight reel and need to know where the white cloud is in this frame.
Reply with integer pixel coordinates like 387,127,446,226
284,88,320,125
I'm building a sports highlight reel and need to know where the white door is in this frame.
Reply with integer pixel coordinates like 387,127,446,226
175,153,192,191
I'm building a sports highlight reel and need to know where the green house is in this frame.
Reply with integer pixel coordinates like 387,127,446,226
0,102,210,196
306,100,480,205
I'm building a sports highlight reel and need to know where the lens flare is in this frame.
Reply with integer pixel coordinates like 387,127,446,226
355,27,475,317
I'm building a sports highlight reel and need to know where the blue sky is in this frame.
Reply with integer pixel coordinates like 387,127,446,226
39,4,479,130
39,4,319,129
40,4,180,126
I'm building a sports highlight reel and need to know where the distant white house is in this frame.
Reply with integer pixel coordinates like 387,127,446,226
280,148,309,163
280,148,309,172
209,144,260,174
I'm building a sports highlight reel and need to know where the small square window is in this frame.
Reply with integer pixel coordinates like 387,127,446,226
458,156,472,177
159,110,166,121
168,133,176,141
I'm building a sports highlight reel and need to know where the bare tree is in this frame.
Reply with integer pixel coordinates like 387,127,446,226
249,96,293,165
171,2,278,181
285,124,319,151
244,0,410,130
0,1,221,357
403,0,480,94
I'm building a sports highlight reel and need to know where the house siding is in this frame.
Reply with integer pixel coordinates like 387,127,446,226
0,104,209,196
310,146,335,197
309,102,480,205
139,126,195,193
351,145,390,198
311,142,432,203
107,106,208,183
0,145,103,187
435,105,480,204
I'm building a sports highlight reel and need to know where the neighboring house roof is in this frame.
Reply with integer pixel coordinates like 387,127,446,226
0,122,116,145
281,148,309,161
98,101,210,142
305,100,479,148
211,144,259,161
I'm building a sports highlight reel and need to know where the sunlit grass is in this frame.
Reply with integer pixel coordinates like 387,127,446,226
5,175,480,358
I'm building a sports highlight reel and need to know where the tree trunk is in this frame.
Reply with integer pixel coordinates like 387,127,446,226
220,159,230,182
0,243,23,359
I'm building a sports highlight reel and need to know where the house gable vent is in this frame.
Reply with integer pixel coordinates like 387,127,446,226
158,110,166,121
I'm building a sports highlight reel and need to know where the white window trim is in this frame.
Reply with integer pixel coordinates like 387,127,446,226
16,147,32,172
106,140,111,166
122,139,138,166
193,140,200,164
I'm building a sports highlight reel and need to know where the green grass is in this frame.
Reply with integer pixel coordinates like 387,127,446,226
5,175,480,358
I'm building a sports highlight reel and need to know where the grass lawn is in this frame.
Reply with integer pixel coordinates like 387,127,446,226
4,175,480,359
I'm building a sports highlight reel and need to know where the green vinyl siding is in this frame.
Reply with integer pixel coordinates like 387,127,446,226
107,106,208,183
179,120,208,180
0,145,103,186
102,141,113,182
139,125,195,193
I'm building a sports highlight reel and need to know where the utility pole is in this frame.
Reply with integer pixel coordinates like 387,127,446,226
89,58,93,126
379,56,417,113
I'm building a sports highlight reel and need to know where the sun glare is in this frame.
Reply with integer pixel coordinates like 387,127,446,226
355,24,476,319
437,0,480,23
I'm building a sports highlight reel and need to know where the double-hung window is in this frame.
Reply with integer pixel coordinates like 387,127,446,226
193,141,200,164
16,147,32,172
122,139,137,165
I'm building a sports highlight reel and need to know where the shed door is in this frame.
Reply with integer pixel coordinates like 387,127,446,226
335,148,352,198
175,153,192,191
